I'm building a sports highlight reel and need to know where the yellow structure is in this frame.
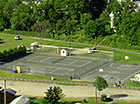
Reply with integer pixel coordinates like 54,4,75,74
16,66,21,73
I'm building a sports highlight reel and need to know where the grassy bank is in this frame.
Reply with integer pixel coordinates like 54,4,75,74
0,34,140,64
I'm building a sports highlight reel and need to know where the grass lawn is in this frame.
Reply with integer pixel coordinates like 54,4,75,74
1,34,140,64
29,97,140,104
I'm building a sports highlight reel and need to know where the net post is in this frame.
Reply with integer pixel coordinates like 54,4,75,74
73,69,75,79
57,47,59,54
27,65,31,73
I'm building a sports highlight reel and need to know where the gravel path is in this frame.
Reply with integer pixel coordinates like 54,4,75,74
1,80,140,101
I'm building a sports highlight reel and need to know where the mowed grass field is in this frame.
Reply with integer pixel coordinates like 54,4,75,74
1,34,140,64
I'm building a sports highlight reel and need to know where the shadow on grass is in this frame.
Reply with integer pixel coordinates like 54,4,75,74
101,98,113,102
110,94,128,99
0,42,5,44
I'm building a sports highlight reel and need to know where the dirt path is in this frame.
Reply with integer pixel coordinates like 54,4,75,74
1,80,140,101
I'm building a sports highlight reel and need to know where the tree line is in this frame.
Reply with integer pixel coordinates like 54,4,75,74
1,0,140,51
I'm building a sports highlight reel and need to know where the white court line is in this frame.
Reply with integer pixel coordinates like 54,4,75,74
55,62,81,67
118,64,132,69
121,70,140,83
62,70,74,75
80,61,91,67
81,62,110,78
49,68,60,74
7,62,22,69
27,56,40,61
69,60,78,65
110,63,132,69
40,57,50,62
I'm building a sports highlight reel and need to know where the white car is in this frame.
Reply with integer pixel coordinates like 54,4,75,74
130,78,140,83
30,42,39,47
14,36,20,40
88,47,96,53
26,46,34,51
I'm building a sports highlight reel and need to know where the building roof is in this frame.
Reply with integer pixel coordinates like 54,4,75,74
10,95,30,104
1,88,17,95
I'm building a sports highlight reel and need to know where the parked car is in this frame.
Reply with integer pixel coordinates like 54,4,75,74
88,47,98,53
130,77,140,83
14,36,20,40
26,46,35,51
30,42,39,47
101,94,107,101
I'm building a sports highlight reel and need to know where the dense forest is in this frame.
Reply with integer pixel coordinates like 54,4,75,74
1,0,140,52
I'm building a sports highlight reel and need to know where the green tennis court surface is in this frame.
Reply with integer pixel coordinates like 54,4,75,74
0,53,107,79
81,63,140,84
0,53,140,84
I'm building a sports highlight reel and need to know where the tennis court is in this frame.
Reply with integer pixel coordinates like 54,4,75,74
0,53,140,84
0,53,107,79
81,62,140,84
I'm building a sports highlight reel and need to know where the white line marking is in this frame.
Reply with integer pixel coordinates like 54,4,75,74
55,63,81,67
49,68,60,73
118,64,132,69
110,63,132,69
81,62,110,78
27,56,39,61
40,57,50,62
7,63,22,69
69,60,78,65
121,70,140,83
62,70,73,75
80,61,91,67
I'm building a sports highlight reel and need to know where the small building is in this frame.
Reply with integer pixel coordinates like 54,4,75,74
61,48,69,56
10,95,30,104
1,88,17,102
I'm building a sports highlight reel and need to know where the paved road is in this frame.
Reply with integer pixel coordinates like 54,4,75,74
1,80,140,102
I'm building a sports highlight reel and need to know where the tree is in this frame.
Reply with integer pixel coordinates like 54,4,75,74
85,0,107,19
0,1,7,30
32,1,50,22
42,86,65,104
84,19,106,39
10,3,34,30
116,12,140,46
31,20,50,44
79,13,92,30
3,0,22,29
94,76,108,104
3,0,22,18
106,0,137,31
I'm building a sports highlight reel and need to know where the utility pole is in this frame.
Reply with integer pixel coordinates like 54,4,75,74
4,80,6,104
95,88,97,104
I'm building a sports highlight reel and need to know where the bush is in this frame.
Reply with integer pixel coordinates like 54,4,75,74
3,50,7,54
42,86,65,104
